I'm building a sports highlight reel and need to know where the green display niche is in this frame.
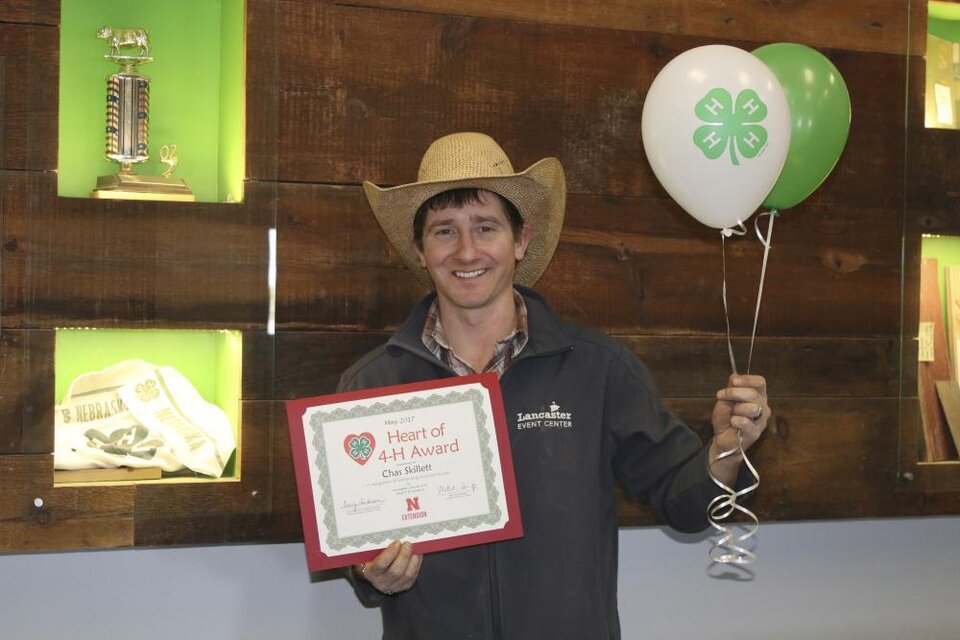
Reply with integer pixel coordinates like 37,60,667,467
55,328,243,481
926,1,960,129
58,0,246,203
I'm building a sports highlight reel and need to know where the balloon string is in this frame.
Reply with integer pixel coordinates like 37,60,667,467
747,209,777,373
711,214,772,565
720,221,747,374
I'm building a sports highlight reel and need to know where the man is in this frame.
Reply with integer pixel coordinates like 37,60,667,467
339,132,768,639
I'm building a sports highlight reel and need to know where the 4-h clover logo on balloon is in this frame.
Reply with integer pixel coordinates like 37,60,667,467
343,432,376,465
693,88,769,166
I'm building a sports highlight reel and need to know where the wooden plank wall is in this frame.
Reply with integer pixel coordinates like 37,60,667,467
2,0,959,552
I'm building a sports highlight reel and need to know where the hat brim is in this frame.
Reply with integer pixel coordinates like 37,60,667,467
363,157,565,287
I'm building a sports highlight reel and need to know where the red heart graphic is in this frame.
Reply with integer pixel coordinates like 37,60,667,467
343,432,376,465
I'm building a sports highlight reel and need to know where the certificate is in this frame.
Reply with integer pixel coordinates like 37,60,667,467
285,373,523,572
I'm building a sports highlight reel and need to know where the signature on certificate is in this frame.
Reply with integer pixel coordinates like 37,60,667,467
437,482,478,499
341,497,386,515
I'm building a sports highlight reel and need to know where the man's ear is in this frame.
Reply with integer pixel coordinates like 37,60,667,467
412,238,427,268
515,224,534,261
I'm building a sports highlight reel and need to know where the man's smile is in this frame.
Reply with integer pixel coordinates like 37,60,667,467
454,269,488,279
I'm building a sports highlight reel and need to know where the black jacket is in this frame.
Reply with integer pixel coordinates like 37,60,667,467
338,286,723,639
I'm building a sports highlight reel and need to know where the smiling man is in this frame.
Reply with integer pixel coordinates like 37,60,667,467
337,132,769,639
412,189,532,371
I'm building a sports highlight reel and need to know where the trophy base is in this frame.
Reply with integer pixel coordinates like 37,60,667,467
91,173,195,202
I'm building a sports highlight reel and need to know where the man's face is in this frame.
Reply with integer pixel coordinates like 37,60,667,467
414,190,532,315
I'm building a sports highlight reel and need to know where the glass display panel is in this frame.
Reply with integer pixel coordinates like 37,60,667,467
914,238,960,462
53,328,242,485
899,1,960,490
0,0,282,551
57,0,245,203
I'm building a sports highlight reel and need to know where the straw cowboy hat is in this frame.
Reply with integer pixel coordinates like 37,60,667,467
363,132,566,287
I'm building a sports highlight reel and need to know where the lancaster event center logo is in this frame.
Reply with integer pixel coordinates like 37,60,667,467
515,401,574,430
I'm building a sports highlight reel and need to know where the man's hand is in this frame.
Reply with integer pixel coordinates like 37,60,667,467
354,541,422,595
709,373,769,485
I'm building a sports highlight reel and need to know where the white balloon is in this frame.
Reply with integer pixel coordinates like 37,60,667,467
641,44,791,229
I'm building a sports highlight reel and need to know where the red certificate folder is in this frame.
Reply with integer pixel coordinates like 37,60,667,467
285,372,523,572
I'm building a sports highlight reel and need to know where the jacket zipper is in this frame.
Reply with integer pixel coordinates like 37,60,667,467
386,314,573,638
488,542,503,638
381,343,505,637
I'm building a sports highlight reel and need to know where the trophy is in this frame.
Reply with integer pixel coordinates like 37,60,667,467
91,26,194,202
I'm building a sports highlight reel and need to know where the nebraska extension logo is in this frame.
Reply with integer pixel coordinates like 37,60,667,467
402,495,427,521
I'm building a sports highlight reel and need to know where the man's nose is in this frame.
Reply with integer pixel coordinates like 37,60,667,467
454,233,479,260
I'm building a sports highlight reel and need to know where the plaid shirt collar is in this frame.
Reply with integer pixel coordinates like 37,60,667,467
422,289,529,377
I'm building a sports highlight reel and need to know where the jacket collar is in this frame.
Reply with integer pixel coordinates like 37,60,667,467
387,285,574,359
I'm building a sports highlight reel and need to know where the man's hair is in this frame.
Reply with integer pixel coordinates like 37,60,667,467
413,188,524,249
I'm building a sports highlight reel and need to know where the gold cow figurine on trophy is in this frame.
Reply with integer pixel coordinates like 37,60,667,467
96,26,151,59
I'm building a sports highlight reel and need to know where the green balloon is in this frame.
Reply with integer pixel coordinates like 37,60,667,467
752,43,851,210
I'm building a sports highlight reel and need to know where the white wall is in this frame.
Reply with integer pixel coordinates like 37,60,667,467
1,517,958,639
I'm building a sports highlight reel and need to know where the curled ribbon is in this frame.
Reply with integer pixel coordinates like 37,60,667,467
711,210,777,565
707,432,760,564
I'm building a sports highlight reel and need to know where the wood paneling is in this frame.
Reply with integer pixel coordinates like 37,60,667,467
0,1,59,26
242,331,277,401
623,336,899,399
345,0,922,57
269,398,308,541
274,331,389,398
620,397,960,526
245,0,281,181
544,197,900,336
0,329,53,454
275,182,428,332
0,454,135,552
2,172,275,329
0,21,57,170
251,4,908,214
906,133,960,216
